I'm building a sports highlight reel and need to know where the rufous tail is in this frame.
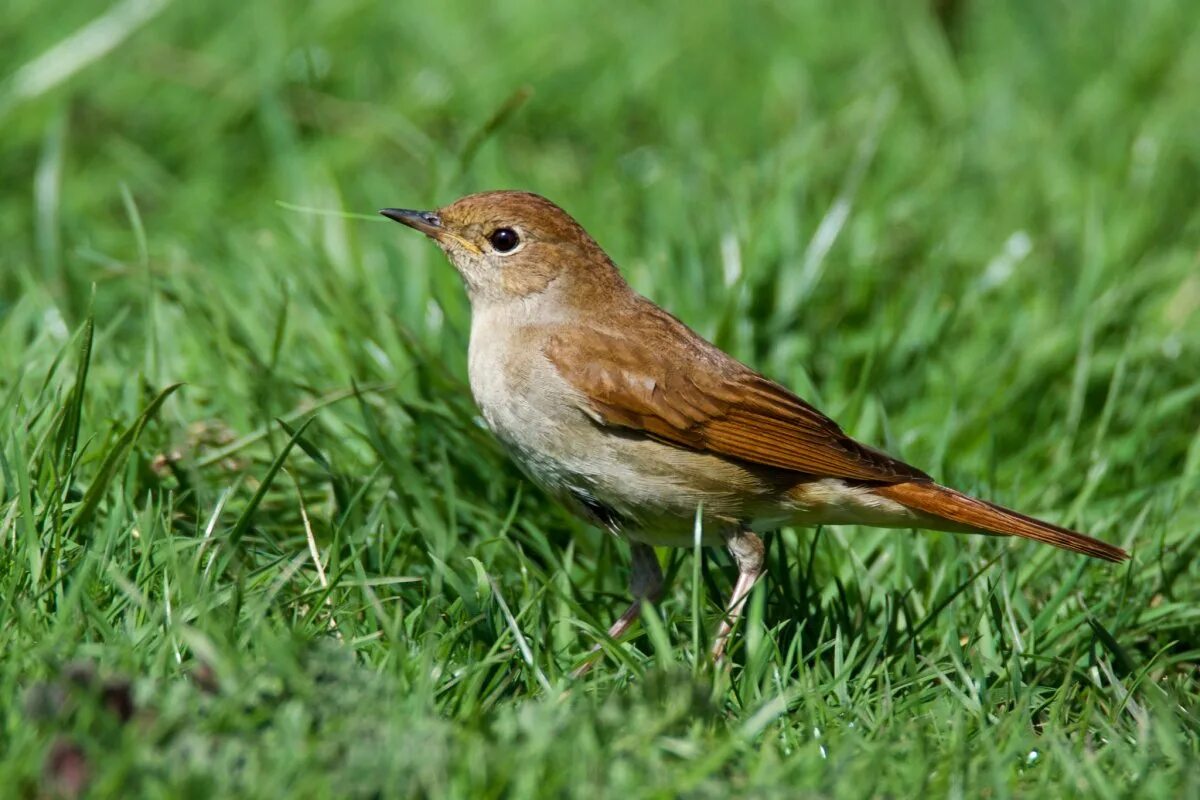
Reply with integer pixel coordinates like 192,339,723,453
874,481,1128,562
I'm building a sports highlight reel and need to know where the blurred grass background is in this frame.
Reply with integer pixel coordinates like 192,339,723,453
2,0,1199,796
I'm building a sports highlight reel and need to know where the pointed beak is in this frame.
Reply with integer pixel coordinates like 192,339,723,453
380,208,443,237
380,207,482,255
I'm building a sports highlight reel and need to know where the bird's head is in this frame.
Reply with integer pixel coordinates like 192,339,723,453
382,191,623,307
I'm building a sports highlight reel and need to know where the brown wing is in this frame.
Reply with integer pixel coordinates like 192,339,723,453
543,311,930,484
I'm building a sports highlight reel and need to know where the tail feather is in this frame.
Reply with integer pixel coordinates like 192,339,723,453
875,481,1128,563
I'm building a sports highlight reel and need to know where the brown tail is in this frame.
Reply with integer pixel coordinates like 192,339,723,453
874,481,1128,562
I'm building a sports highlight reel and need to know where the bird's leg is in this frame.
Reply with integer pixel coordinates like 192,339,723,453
711,529,765,663
603,543,664,641
572,542,662,677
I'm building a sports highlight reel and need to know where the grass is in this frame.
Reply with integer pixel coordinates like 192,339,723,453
2,0,1199,796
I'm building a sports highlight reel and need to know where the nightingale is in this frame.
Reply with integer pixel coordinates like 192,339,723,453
381,191,1128,669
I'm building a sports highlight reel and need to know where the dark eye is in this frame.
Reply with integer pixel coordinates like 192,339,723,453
488,227,520,253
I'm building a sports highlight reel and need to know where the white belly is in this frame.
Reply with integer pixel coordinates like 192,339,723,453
467,314,764,542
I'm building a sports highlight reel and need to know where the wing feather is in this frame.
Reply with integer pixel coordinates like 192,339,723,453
544,314,929,484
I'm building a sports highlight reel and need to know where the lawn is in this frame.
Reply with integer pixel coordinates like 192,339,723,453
2,0,1199,796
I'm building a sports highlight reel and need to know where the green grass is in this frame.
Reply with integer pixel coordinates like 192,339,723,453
2,0,1199,796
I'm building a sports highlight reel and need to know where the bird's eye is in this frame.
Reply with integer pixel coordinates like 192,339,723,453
488,227,520,253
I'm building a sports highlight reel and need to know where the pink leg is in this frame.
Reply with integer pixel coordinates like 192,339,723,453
572,543,662,677
711,529,765,663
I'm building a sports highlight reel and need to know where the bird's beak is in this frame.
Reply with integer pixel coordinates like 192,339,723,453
380,208,442,236
380,207,482,254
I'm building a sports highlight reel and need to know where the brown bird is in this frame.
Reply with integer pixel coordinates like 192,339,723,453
381,191,1128,669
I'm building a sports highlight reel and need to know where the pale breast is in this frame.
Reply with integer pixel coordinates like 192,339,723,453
468,315,592,501
466,313,796,545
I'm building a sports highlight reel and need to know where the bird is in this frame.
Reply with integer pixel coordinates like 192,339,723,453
380,191,1128,670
